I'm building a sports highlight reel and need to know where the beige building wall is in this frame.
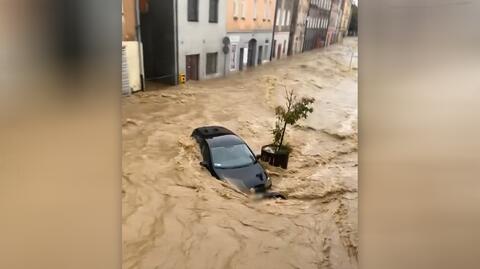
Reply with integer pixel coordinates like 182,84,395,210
340,0,352,34
227,0,276,32
122,0,137,41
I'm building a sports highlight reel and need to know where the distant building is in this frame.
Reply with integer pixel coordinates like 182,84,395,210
227,0,276,72
122,0,145,93
288,0,309,55
304,0,331,51
326,0,341,46
272,0,295,60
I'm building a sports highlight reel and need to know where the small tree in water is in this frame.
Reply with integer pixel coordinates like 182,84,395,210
272,88,315,152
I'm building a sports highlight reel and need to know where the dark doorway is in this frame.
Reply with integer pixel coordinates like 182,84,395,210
257,46,263,65
247,39,257,67
272,40,276,59
186,54,199,81
140,0,176,84
277,44,282,59
239,48,244,71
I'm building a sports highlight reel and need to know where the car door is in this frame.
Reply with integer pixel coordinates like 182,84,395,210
200,141,215,175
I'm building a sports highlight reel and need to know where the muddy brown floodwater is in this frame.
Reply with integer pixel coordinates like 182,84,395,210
123,38,358,269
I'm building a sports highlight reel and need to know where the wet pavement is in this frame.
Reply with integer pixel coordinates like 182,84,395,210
123,38,358,269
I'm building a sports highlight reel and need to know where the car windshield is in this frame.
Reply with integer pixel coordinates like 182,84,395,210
210,143,256,169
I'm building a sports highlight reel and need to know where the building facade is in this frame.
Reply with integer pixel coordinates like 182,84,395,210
304,0,331,51
226,0,276,72
338,0,352,43
272,0,295,60
288,0,309,55
130,0,345,89
122,0,145,93
326,0,341,46
177,0,227,81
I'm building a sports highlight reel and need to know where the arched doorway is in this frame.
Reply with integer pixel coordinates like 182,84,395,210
247,39,257,67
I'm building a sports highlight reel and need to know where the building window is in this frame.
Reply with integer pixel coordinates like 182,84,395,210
234,0,239,17
264,0,267,19
206,52,218,75
188,0,199,21
241,0,246,19
282,9,286,25
140,0,149,13
286,11,291,25
276,9,281,25
268,1,272,20
253,0,257,19
209,0,218,22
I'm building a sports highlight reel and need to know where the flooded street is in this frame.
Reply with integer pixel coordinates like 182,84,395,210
123,38,358,269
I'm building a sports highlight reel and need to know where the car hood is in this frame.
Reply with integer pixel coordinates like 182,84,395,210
214,163,267,193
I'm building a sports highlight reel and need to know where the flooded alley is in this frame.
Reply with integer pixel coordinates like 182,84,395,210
122,38,358,269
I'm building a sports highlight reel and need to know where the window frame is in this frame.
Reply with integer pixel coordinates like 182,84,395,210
241,0,246,19
206,52,218,75
188,0,199,22
209,0,219,23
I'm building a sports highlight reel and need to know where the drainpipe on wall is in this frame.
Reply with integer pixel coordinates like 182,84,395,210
135,0,146,91
270,0,280,61
173,0,179,85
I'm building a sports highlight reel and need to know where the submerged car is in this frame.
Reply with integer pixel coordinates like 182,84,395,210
191,126,276,195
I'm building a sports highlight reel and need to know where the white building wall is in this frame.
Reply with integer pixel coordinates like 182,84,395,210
122,41,142,92
273,31,290,59
177,0,227,80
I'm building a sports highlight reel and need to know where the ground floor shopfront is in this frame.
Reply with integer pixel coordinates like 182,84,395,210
272,31,290,60
227,31,273,73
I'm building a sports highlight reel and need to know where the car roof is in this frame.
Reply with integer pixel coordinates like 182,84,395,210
191,126,244,147
206,134,244,147
192,126,234,138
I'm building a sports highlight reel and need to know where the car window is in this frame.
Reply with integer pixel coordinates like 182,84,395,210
210,143,256,169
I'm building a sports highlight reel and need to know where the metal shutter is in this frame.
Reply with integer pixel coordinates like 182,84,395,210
122,46,131,95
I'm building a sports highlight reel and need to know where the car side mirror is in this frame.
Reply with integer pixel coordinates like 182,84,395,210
199,161,208,168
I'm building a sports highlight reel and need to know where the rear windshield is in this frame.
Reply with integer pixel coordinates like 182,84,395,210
210,143,256,169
